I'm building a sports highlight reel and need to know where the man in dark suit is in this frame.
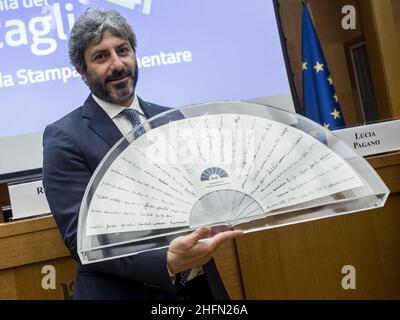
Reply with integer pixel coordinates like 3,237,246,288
42,8,242,300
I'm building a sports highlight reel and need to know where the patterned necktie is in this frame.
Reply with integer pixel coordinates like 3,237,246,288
176,269,192,288
120,108,146,138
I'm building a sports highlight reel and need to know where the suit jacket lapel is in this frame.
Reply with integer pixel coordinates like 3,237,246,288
138,97,185,128
81,94,182,147
81,95,123,148
138,97,170,119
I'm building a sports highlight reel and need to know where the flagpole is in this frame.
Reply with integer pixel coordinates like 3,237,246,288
302,0,315,26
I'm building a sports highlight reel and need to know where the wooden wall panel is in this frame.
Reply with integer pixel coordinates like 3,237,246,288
12,258,77,300
359,0,400,119
393,0,400,46
0,217,70,270
0,269,18,299
0,215,77,299
237,195,400,300
278,0,364,126
236,152,400,299
214,240,245,300
371,194,400,299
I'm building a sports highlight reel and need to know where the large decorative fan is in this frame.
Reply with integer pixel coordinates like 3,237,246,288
77,101,389,264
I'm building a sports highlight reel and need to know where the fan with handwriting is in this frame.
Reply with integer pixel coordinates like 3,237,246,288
85,113,365,236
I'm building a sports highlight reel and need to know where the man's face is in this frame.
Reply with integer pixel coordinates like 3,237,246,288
83,30,138,106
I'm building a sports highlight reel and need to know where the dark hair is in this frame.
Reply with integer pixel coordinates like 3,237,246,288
68,8,137,74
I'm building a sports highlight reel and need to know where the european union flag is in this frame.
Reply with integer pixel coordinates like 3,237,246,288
302,1,346,130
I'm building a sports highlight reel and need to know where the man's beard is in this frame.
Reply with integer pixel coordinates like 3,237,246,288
86,64,138,105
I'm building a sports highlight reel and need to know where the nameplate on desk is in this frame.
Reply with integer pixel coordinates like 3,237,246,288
8,180,51,220
334,120,400,157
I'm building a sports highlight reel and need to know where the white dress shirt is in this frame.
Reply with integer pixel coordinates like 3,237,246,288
92,94,146,136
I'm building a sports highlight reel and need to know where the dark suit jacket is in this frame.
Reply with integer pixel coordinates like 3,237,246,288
42,95,229,300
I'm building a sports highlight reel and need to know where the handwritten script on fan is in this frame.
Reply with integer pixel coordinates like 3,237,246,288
86,114,363,235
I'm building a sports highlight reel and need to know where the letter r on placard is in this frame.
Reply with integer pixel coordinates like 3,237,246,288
341,265,356,290
41,265,56,290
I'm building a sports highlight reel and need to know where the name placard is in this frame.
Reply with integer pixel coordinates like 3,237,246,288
8,180,51,220
334,120,400,157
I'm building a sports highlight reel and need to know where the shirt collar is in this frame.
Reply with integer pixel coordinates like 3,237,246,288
92,94,143,120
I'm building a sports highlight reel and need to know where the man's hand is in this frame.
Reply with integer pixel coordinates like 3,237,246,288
166,226,243,275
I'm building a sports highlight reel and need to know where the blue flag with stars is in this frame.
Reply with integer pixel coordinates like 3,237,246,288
302,1,346,130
